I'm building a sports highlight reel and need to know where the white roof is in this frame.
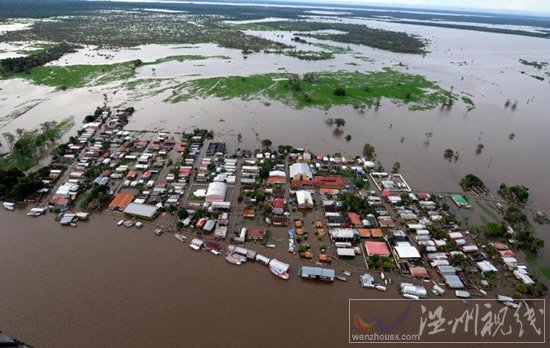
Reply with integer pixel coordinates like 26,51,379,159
269,170,286,177
337,248,356,257
330,228,357,239
477,260,498,273
395,245,421,259
289,163,312,178
123,203,158,219
296,190,313,205
206,182,227,201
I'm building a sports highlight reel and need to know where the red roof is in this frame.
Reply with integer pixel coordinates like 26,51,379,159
312,175,346,189
347,212,362,226
493,242,508,250
267,176,286,185
272,198,285,209
247,228,265,240
364,241,390,257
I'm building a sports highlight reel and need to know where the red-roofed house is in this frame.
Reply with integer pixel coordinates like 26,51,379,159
347,212,362,227
364,241,390,257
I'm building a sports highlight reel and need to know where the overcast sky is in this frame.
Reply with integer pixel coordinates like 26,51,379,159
300,0,550,14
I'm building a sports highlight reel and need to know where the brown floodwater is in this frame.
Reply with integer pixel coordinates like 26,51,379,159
2,210,545,347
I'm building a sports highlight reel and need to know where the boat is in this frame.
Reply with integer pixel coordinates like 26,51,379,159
343,270,352,277
266,244,276,249
189,238,204,251
269,259,290,280
455,290,471,299
375,284,387,292
153,229,163,236
135,221,144,229
123,220,135,228
117,219,124,226
174,234,187,243
3,202,15,211
503,301,520,309
336,276,348,282
402,293,419,300
270,266,289,280
210,249,221,256
225,254,242,265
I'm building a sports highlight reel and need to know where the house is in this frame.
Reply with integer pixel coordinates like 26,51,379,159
364,241,390,257
247,228,265,241
296,190,313,209
109,193,134,210
347,212,362,227
267,170,287,185
289,163,312,181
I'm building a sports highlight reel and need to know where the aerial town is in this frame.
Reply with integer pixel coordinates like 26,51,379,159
3,106,544,305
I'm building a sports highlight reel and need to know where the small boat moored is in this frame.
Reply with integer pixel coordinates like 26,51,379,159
3,202,15,211
154,229,164,236
117,219,124,226
336,276,348,282
190,238,205,251
174,233,187,243
225,254,242,265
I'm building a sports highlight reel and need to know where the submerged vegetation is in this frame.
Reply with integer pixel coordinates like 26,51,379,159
167,69,461,111
0,14,291,52
0,43,79,75
229,21,427,54
4,55,228,89
0,118,74,171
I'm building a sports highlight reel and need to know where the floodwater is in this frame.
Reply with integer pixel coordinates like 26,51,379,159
1,17,550,345
0,209,411,347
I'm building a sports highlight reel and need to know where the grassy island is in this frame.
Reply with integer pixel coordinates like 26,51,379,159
166,68,461,111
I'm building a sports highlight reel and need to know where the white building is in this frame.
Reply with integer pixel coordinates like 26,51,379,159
296,190,313,209
205,182,227,202
289,163,312,181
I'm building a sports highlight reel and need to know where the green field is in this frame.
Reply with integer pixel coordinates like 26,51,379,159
167,68,462,110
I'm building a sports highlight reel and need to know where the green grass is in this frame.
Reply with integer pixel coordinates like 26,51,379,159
8,55,230,89
167,68,464,111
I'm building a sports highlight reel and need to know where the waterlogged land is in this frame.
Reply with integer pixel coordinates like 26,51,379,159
167,69,459,110
228,21,428,54
3,55,229,89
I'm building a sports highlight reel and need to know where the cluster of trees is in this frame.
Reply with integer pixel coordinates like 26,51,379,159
363,143,376,159
0,168,44,202
339,192,374,217
499,184,529,204
460,174,485,190
0,43,78,75
368,255,396,271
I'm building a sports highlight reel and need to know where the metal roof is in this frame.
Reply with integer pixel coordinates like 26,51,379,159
123,203,158,219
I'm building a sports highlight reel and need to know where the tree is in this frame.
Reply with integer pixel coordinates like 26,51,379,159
334,118,346,128
444,148,454,160
333,87,346,96
476,143,484,154
392,162,400,173
2,132,16,150
261,139,272,150
483,222,506,238
178,208,189,220
363,143,376,159
460,174,485,190
345,134,352,142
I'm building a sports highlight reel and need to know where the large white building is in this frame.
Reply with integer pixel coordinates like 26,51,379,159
289,163,312,181
205,182,227,202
